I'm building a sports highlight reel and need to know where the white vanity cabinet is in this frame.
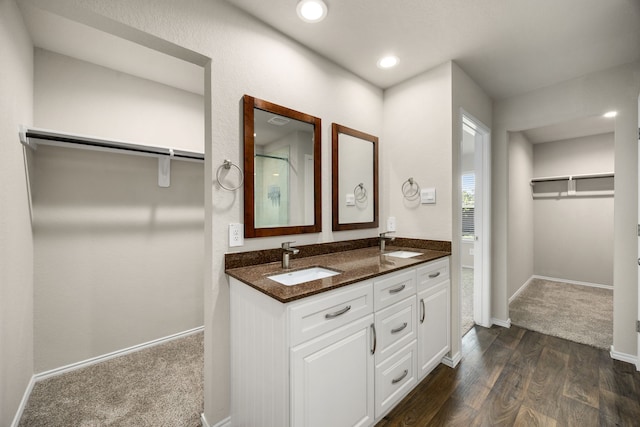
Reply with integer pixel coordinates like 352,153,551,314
416,258,450,380
230,278,375,427
229,256,450,427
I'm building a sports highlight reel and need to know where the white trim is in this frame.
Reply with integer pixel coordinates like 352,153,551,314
10,375,36,427
201,414,231,427
531,275,613,290
610,345,638,366
35,326,204,381
441,351,462,368
491,317,511,328
509,276,535,304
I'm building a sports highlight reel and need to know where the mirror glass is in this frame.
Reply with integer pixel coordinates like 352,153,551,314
243,95,321,237
332,123,378,231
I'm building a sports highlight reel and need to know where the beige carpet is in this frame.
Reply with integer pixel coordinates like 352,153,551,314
19,331,203,427
509,278,613,349
461,267,474,336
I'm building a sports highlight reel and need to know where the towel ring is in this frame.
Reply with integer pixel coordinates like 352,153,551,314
402,177,420,201
216,159,243,191
354,183,367,202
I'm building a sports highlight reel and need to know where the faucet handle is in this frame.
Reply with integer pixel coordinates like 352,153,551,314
380,231,395,238
282,241,296,250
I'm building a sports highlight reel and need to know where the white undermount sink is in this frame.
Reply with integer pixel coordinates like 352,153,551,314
268,267,341,286
384,250,423,259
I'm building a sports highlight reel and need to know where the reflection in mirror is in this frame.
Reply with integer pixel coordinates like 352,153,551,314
243,95,321,237
332,123,378,231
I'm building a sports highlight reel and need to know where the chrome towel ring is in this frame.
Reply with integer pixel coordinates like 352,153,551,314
216,159,243,191
354,183,367,202
402,177,420,200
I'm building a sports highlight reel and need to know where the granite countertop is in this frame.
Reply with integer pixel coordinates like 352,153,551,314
225,245,450,303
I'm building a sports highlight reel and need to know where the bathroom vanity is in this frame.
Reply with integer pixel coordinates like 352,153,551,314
227,245,450,426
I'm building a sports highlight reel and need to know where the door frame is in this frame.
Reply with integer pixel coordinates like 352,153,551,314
458,109,491,330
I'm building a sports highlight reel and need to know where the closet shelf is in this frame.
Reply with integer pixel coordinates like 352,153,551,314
19,126,204,188
530,172,614,198
19,126,204,162
530,172,614,183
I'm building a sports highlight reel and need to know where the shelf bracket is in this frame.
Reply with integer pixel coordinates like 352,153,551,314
158,155,171,188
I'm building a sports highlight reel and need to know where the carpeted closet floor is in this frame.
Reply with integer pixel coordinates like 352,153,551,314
509,278,613,349
19,331,204,427
461,267,474,336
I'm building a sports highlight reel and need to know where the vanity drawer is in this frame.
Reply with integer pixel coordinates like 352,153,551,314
416,258,449,292
374,269,416,310
289,281,373,346
375,340,417,419
374,296,416,362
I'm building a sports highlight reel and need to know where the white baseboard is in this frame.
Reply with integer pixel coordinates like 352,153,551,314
10,375,36,427
509,276,535,304
531,275,613,290
441,351,462,368
35,326,204,381
610,345,638,366
201,414,231,427
491,317,511,328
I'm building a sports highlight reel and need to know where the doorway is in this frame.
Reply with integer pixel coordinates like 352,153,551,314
459,111,491,336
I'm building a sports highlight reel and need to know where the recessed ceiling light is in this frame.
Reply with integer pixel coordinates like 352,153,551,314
377,55,399,69
296,0,328,23
603,111,617,118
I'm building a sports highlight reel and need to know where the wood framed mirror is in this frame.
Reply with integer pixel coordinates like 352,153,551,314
332,123,379,231
243,95,322,238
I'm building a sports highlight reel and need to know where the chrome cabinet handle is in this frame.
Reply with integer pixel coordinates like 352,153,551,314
325,305,351,319
391,322,408,334
420,299,425,324
391,369,408,384
389,284,406,294
428,271,441,279
370,323,377,355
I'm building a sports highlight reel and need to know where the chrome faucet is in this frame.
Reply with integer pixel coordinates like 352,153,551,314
281,241,300,269
379,231,395,253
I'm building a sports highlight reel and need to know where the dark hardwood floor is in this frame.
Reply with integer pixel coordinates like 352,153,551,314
376,325,640,426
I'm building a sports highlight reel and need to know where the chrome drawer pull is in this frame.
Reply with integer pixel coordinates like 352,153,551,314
428,271,441,279
420,299,425,324
370,323,377,355
391,369,408,384
391,322,408,334
325,305,351,319
388,284,406,294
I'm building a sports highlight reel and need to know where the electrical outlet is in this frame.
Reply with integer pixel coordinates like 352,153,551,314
387,216,396,232
229,223,244,247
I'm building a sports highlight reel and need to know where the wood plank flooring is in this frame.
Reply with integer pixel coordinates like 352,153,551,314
376,325,640,426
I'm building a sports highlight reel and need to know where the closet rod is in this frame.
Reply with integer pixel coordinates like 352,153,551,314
19,126,204,162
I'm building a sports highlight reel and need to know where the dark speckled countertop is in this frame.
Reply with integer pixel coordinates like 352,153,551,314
226,244,450,303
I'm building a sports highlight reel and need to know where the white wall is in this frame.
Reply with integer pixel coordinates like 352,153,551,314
532,133,614,286
34,48,204,151
382,62,452,240
507,132,534,298
32,49,205,372
0,1,34,424
493,61,640,357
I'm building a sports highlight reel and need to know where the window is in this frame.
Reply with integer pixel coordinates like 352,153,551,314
462,173,475,239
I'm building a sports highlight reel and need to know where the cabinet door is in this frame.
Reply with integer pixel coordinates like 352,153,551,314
416,280,450,380
291,314,375,427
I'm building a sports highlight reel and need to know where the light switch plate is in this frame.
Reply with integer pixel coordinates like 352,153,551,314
421,188,436,204
229,223,244,247
346,193,356,206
